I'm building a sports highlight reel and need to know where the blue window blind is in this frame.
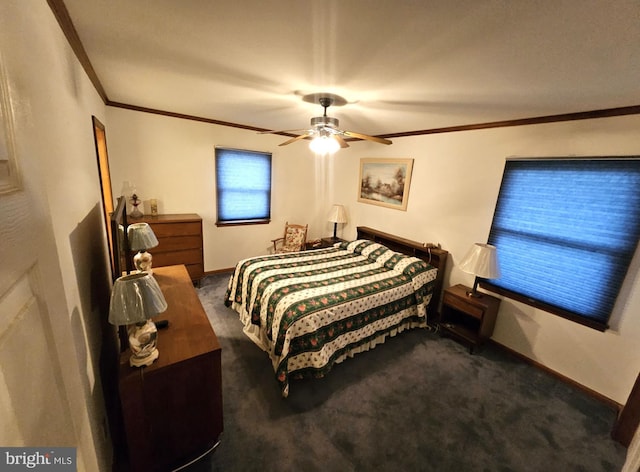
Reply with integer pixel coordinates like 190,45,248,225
215,147,272,224
484,157,640,331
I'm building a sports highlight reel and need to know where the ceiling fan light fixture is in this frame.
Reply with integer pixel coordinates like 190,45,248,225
309,135,340,154
266,92,392,148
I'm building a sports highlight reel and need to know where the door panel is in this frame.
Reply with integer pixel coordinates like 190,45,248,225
0,46,76,450
0,269,74,446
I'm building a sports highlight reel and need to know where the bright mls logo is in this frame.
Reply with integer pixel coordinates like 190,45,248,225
0,447,76,471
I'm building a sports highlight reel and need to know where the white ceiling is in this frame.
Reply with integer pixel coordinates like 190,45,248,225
63,0,640,138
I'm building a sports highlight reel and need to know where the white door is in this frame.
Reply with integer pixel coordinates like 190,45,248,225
0,54,77,453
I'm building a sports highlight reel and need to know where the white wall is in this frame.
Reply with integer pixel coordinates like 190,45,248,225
106,93,640,405
2,1,112,470
106,107,337,269
330,115,640,405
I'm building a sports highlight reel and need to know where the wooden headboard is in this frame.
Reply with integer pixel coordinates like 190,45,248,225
356,226,449,316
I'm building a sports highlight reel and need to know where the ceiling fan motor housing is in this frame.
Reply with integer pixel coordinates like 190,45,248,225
311,116,339,129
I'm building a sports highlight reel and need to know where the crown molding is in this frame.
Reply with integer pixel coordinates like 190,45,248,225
47,0,108,103
49,1,640,137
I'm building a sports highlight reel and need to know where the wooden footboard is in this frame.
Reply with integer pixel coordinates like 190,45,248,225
356,226,448,316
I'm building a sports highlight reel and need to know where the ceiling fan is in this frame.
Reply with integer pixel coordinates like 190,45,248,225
260,93,392,153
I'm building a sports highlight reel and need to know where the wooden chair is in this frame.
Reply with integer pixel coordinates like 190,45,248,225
271,222,308,253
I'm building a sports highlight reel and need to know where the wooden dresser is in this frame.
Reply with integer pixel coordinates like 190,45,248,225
118,265,223,472
130,214,204,282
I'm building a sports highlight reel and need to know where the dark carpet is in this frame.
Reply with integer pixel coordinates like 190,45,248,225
187,273,626,472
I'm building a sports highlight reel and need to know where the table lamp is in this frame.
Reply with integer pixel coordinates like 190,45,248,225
129,193,143,218
127,222,159,273
327,204,347,240
459,243,501,297
109,272,168,367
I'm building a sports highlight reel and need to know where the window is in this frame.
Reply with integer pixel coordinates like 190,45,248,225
215,147,272,225
483,157,640,331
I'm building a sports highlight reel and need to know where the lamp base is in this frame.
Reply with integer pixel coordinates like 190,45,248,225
466,279,483,298
130,349,159,367
134,250,154,273
128,319,159,367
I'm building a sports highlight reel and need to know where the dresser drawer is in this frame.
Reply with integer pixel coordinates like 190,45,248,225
443,292,484,319
155,235,202,252
153,249,202,267
150,221,201,238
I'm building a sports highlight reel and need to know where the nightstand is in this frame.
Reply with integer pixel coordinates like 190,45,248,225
305,237,345,250
305,238,344,250
439,284,501,353
321,237,345,247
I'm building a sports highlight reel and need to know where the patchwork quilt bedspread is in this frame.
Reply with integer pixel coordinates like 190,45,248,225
224,239,438,396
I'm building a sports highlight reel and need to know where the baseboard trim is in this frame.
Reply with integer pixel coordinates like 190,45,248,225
488,339,623,413
204,268,235,276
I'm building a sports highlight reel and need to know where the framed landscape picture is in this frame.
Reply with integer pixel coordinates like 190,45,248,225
358,158,414,211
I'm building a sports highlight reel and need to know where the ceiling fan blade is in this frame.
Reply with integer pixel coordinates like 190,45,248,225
334,134,350,148
343,131,392,145
279,133,312,146
258,128,307,134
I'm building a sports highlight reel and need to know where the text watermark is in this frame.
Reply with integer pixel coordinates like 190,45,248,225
0,448,76,471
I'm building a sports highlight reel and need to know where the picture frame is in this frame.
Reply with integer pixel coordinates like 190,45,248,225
358,158,414,211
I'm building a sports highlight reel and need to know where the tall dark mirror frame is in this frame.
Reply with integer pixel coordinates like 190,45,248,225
110,195,134,352
92,116,117,279
110,195,133,280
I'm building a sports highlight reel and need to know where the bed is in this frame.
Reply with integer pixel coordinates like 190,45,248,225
224,226,448,396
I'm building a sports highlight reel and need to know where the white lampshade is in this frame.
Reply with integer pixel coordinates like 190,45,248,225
327,204,347,240
327,204,348,224
459,243,501,279
127,222,159,251
109,272,167,326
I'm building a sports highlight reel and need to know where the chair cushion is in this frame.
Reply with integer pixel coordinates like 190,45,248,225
284,227,306,248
